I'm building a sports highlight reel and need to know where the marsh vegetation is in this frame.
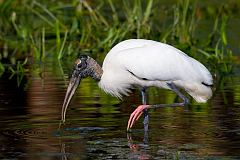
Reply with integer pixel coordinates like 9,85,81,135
0,0,237,76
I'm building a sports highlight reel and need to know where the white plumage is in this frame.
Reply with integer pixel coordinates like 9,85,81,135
98,39,213,102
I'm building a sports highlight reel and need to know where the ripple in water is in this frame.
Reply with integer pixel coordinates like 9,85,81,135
1,128,50,139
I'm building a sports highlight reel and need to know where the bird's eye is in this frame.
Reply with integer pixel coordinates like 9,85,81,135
75,57,87,70
77,63,82,69
74,59,82,70
75,61,87,70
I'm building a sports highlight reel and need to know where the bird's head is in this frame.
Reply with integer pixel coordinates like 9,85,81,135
71,55,90,79
61,55,102,123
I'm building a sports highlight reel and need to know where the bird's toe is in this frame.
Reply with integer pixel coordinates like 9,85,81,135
127,105,149,131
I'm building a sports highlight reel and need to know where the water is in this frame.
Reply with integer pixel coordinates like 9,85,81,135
0,59,239,160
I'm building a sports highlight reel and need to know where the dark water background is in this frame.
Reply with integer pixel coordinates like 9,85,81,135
0,59,240,159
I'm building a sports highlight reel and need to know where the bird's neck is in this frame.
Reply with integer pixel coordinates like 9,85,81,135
87,57,103,81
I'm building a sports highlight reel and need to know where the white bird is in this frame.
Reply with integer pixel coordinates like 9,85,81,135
61,39,213,131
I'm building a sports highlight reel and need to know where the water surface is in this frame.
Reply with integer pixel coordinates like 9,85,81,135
0,60,240,159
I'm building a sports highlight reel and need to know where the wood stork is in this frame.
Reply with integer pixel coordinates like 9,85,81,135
61,39,213,132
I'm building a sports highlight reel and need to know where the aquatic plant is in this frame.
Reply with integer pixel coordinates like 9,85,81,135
8,58,28,86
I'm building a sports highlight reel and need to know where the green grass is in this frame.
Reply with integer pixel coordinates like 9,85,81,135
0,0,237,79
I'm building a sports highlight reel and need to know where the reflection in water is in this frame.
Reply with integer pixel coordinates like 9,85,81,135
60,143,67,160
0,61,240,159
127,133,151,160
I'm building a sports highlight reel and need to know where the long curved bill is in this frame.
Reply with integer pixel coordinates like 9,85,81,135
61,76,81,123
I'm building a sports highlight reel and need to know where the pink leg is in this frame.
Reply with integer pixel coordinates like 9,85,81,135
127,105,150,131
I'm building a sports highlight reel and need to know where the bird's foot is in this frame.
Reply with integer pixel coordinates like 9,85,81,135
127,105,150,131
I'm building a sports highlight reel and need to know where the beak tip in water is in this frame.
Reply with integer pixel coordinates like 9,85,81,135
61,77,81,124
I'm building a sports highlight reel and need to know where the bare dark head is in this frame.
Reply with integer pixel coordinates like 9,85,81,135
61,55,102,122
71,55,90,79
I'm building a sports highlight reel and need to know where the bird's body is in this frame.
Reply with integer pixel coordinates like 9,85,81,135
61,39,213,131
99,39,212,102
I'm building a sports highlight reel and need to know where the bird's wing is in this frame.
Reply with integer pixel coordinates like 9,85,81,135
108,39,212,85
